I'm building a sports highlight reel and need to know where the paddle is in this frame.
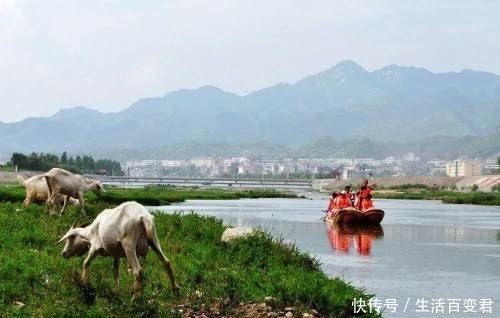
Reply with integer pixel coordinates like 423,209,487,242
367,173,376,210
369,173,375,185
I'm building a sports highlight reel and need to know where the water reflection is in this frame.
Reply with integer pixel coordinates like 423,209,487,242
325,222,384,256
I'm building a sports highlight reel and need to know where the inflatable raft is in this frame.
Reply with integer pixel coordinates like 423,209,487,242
324,207,384,225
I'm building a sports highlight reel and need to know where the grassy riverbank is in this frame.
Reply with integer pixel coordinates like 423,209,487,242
0,202,380,318
0,185,299,206
373,185,500,206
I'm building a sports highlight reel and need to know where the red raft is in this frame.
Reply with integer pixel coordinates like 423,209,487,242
325,206,384,225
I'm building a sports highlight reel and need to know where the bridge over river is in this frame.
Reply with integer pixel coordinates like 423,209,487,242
91,175,314,190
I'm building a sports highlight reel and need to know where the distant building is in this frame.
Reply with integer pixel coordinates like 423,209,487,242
162,160,182,168
190,157,215,168
126,160,162,177
446,159,481,177
342,166,356,180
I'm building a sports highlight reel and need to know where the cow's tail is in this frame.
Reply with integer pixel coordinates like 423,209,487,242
141,216,161,252
16,175,26,186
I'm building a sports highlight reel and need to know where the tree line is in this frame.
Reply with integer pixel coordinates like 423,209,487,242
8,152,124,176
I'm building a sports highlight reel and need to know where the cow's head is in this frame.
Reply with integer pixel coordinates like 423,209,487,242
57,227,90,258
92,180,105,196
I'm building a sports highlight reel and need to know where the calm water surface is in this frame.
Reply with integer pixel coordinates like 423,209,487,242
154,194,500,317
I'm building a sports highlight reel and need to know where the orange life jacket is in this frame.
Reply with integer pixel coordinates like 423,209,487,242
357,186,373,209
359,186,372,199
362,199,374,211
336,195,351,209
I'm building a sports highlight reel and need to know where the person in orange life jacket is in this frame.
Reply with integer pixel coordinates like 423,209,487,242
327,192,338,211
361,193,374,211
344,185,355,207
335,190,351,209
356,178,376,210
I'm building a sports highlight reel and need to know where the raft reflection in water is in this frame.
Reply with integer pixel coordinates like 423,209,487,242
325,222,384,256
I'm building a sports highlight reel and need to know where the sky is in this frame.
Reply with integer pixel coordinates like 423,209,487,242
1,0,499,123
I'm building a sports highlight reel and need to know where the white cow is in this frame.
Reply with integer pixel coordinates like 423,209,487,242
44,168,104,214
57,201,179,297
16,174,80,207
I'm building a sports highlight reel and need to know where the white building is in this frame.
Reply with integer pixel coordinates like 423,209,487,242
126,160,162,177
190,157,215,168
342,166,356,180
161,160,182,168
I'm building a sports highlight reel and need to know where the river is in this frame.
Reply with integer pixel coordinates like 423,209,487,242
154,194,500,317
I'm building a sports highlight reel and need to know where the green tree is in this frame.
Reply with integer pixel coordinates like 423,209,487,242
60,151,68,165
9,151,123,175
75,155,82,169
81,155,96,172
10,152,28,169
95,159,124,176
27,152,42,170
41,153,59,170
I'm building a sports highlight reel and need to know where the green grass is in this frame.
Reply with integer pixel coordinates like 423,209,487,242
374,187,500,206
0,185,298,207
94,185,298,206
440,192,500,205
0,199,379,317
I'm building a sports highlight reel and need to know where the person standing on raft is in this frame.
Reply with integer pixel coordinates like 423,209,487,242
355,178,376,211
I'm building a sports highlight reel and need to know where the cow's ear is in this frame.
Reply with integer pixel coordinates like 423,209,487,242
80,236,90,246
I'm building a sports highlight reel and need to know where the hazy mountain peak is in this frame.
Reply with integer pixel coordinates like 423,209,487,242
196,85,225,92
51,106,103,119
295,60,368,88
325,60,367,78
333,60,365,70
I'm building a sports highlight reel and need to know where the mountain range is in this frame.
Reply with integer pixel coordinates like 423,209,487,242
1,60,500,161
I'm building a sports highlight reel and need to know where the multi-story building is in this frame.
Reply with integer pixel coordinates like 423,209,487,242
162,160,182,168
446,159,481,177
126,160,162,177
